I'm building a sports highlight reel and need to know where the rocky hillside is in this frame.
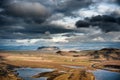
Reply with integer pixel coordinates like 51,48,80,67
0,63,22,80
55,48,120,60
88,48,120,60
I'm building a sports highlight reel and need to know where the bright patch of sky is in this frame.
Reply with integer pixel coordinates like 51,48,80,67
73,3,120,18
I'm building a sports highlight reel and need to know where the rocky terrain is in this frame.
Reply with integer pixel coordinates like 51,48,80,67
0,63,22,80
33,69,94,80
87,48,120,60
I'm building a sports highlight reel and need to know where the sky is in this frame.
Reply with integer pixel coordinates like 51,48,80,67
0,0,120,47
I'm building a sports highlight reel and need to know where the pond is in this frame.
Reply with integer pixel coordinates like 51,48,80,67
15,68,54,80
15,67,120,80
93,69,120,80
62,65,85,69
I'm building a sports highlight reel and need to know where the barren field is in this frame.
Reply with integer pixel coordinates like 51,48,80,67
0,48,120,80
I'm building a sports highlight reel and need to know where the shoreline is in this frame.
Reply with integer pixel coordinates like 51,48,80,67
0,62,22,80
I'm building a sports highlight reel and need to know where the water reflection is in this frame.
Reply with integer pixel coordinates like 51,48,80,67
93,70,120,80
62,65,85,69
15,67,120,80
15,68,54,80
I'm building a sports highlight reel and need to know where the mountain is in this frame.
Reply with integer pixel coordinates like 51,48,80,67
37,46,60,53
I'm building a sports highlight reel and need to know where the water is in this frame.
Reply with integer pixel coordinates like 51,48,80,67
15,67,120,80
63,65,120,80
93,69,120,80
15,68,54,80
62,65,85,69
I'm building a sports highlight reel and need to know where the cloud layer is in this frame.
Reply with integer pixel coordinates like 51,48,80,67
0,0,120,43
76,15,120,32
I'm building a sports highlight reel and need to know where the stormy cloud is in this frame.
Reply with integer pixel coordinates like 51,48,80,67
0,0,51,24
76,15,120,32
0,0,120,42
55,0,92,14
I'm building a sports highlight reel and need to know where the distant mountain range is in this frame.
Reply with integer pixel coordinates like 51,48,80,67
0,42,120,51
37,46,60,53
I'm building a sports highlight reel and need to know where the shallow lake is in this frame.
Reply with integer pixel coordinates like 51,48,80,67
15,67,120,80
62,65,85,69
15,68,54,80
93,69,120,80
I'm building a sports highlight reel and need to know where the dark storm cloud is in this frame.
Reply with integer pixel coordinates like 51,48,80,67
0,0,79,39
76,15,120,32
116,0,120,4
18,24,74,34
75,20,90,27
0,0,50,24
55,0,120,16
6,2,49,17
0,23,74,39
0,0,120,39
55,0,92,15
